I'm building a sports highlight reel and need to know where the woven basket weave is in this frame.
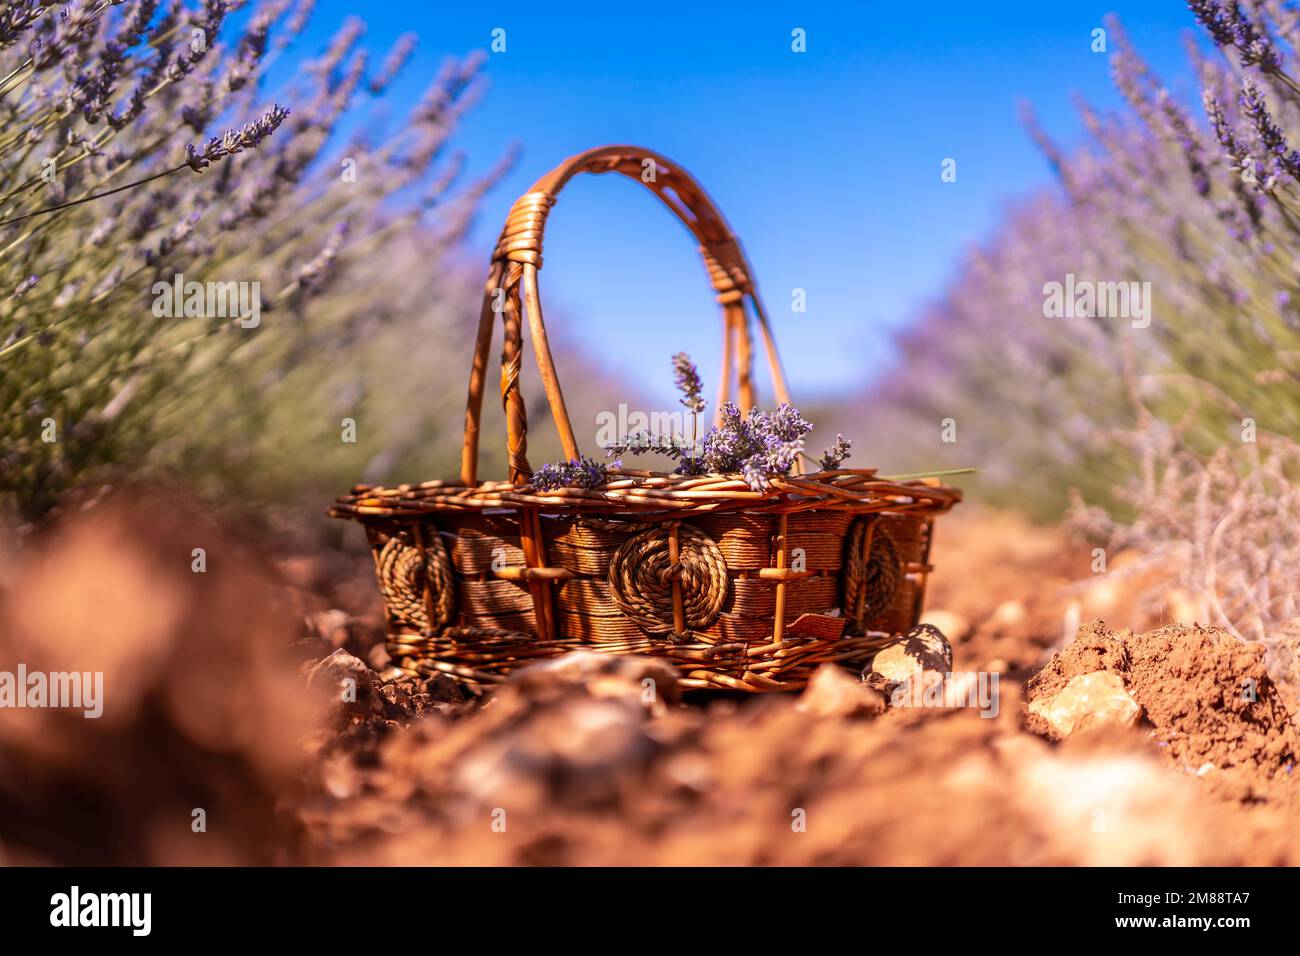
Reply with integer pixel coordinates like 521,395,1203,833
330,145,961,692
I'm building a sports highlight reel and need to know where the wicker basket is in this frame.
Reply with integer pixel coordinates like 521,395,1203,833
330,145,961,692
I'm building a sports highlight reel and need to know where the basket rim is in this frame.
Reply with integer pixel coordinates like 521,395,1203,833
329,465,962,520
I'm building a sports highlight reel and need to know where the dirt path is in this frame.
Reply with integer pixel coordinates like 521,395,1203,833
291,507,1299,865
1,500,1296,865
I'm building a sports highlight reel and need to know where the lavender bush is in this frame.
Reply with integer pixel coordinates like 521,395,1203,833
849,1,1300,675
0,1,501,519
1071,421,1300,689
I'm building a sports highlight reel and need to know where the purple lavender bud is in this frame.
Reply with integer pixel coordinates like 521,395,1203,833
0,1,48,50
11,274,39,299
1189,0,1236,48
1228,1,1281,70
530,455,611,491
671,351,706,413
1192,1,1281,69
531,461,566,492
1239,78,1300,182
740,455,769,493
818,434,852,470
286,0,316,37
227,10,272,92
117,0,160,46
297,222,349,287
185,104,291,172
1159,90,1211,197
370,32,416,94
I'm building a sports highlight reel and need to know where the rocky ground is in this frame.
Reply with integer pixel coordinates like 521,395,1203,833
0,499,1296,865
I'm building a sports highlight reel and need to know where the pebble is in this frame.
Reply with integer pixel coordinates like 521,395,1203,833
1028,670,1141,738
865,624,954,692
797,664,886,718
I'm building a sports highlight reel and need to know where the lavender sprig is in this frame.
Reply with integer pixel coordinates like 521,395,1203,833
592,353,841,492
296,221,349,289
1191,0,1283,71
184,104,292,172
672,351,706,413
224,8,271,93
1239,77,1300,183
693,401,813,491
0,104,294,228
1189,0,1236,48
605,431,691,460
369,32,416,95
531,455,615,492
1160,90,1211,197
1202,87,1260,181
1228,1,1282,71
0,1,48,50
818,434,852,470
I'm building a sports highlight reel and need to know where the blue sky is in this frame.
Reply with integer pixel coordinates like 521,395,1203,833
288,1,1203,402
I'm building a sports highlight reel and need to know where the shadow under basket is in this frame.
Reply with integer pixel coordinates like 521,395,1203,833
329,145,961,692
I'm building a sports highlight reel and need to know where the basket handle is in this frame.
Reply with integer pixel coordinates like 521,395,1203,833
459,145,794,485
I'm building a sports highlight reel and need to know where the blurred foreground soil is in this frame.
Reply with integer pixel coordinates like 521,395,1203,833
1,499,1296,865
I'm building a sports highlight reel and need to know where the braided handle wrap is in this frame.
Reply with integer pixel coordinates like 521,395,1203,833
459,145,794,486
497,149,750,290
